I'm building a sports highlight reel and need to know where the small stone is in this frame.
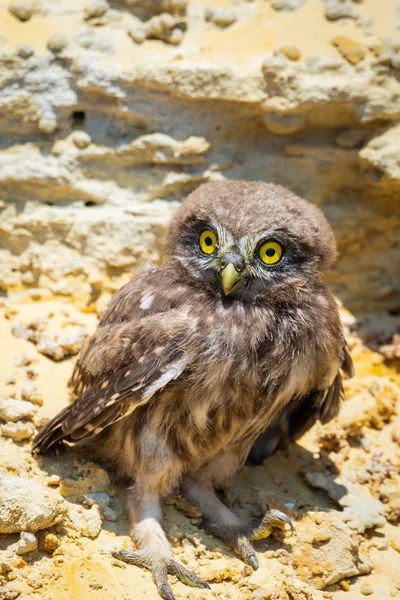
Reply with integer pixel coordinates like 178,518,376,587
47,475,61,486
159,12,175,29
169,28,183,45
66,504,102,539
16,44,34,58
325,0,357,21
16,532,38,555
21,386,43,406
204,7,237,27
47,34,68,53
0,476,66,533
0,399,37,422
356,15,374,29
8,1,35,22
1,421,35,442
271,0,304,11
360,582,374,596
103,506,118,522
84,0,109,19
71,130,92,149
5,374,18,385
44,533,60,553
128,26,146,44
14,353,33,366
332,35,367,64
275,45,301,61
25,367,39,380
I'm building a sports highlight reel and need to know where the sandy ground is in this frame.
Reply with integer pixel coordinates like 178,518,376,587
0,297,399,600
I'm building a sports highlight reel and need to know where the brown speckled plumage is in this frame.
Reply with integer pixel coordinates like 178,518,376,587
33,181,353,600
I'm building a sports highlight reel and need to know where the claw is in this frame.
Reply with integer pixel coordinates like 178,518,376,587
159,584,176,600
246,554,259,570
268,509,294,532
248,508,294,541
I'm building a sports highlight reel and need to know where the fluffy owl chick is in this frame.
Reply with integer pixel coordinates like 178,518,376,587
33,181,353,600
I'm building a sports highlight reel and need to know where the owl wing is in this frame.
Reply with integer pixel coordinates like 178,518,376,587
32,273,190,454
249,341,354,463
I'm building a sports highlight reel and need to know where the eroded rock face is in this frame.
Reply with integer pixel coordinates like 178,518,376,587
0,0,399,316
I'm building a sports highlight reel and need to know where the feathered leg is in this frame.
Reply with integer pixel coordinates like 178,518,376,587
183,478,293,570
113,484,210,600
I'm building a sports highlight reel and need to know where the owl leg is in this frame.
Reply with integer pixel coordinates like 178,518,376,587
112,485,210,600
183,479,292,570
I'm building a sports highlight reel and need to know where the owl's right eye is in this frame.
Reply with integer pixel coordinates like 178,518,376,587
199,229,218,255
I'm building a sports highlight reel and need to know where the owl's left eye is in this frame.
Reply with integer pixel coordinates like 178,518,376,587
199,229,218,255
258,240,283,265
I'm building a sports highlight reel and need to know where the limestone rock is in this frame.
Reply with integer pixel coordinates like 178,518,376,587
205,7,237,27
332,36,367,64
305,470,387,533
293,512,361,588
16,532,38,555
271,0,304,12
84,0,109,19
8,1,37,22
66,503,102,538
0,476,66,533
1,421,35,441
325,0,358,21
0,399,38,422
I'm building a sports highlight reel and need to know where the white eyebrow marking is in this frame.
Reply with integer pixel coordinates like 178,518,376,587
140,294,153,310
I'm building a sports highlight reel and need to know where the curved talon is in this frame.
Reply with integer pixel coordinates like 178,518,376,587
248,509,294,541
268,509,294,532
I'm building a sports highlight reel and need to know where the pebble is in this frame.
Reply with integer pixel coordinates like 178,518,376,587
84,492,118,522
360,582,374,596
84,0,109,19
0,476,66,533
1,421,35,441
16,532,38,555
14,353,34,367
205,7,237,28
128,27,146,44
21,386,44,406
66,503,102,539
44,533,60,553
325,0,357,21
8,1,35,22
71,130,92,149
271,0,304,12
0,399,38,422
47,34,68,53
16,44,34,58
47,475,61,486
275,45,301,61
332,35,367,65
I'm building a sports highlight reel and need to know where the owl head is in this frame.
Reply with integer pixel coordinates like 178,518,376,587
167,180,337,302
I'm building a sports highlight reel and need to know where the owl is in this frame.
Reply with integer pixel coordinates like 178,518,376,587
33,181,353,600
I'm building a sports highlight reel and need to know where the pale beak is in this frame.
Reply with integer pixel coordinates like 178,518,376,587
221,263,243,295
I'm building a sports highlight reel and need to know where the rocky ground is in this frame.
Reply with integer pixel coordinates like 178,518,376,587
1,0,400,599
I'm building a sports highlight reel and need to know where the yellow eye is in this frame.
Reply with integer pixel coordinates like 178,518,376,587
259,241,283,265
199,229,218,255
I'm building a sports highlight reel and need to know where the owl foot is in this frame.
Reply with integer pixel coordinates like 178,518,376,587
221,509,293,570
112,550,210,600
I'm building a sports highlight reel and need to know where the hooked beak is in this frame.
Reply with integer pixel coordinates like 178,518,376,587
221,263,244,296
